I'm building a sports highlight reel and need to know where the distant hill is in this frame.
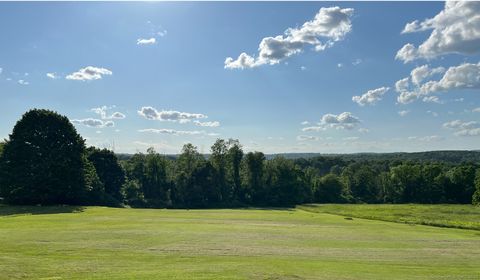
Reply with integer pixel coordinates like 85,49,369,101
117,150,480,164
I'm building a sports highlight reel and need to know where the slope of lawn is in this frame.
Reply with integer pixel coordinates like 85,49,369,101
0,205,479,279
298,204,480,231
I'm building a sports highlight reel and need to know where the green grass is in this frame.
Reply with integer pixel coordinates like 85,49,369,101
0,205,479,279
298,204,480,231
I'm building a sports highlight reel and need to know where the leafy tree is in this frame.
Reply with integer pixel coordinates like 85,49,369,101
473,169,480,205
87,147,125,203
242,151,265,204
174,144,210,207
0,109,92,205
123,179,145,207
314,174,344,203
143,148,171,206
264,157,310,206
227,139,243,202
210,139,230,203
446,165,476,204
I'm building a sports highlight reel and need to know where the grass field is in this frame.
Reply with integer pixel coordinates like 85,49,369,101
0,205,479,279
298,204,480,230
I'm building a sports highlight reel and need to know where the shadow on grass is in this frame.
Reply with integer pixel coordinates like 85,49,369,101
0,205,85,217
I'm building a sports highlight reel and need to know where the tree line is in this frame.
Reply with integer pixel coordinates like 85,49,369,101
1,109,480,207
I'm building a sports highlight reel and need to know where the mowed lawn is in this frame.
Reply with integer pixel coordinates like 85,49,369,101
0,206,479,279
298,204,480,230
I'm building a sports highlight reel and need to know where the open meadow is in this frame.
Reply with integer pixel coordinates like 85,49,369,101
1,205,479,279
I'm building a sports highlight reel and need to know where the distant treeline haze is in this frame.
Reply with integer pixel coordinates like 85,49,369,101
1,109,479,207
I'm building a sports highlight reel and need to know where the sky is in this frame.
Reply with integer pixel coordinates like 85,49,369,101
0,1,479,154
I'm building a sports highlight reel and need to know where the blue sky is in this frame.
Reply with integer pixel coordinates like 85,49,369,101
1,1,479,154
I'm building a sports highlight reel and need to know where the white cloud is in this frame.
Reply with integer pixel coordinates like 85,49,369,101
46,73,58,79
138,128,214,136
142,108,198,123
398,110,410,117
397,2,480,62
193,120,220,127
137,38,156,45
420,62,480,94
337,63,343,68
71,118,114,128
18,80,29,85
138,106,207,123
410,64,445,85
427,110,439,117
304,112,360,130
157,29,167,37
91,106,126,120
352,86,389,106
66,66,112,81
352,58,362,66
443,119,480,136
422,96,443,104
297,135,319,141
302,126,325,132
358,128,370,133
395,62,477,104
0,68,3,74
301,121,310,125
408,135,443,142
472,107,480,113
225,6,354,69
395,77,410,93
300,66,307,71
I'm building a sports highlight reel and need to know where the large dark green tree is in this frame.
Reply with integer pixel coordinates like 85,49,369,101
0,109,93,205
87,147,126,203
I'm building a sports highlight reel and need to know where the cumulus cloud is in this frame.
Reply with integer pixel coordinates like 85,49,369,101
302,126,325,132
91,106,126,120
419,62,480,94
396,2,480,62
18,80,29,85
193,120,220,127
46,73,58,79
302,112,360,131
66,66,112,81
138,106,207,123
398,110,410,117
301,121,310,125
71,118,114,128
443,119,480,136
138,128,215,136
352,86,389,106
137,38,156,45
473,107,480,113
358,128,370,133
394,63,475,104
422,96,443,104
225,6,354,69
297,135,319,141
410,65,445,85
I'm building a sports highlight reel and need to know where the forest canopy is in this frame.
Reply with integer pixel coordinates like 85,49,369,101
1,109,480,207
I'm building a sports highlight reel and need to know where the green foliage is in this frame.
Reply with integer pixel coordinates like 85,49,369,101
472,169,480,205
87,147,125,203
314,174,344,203
0,109,90,205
